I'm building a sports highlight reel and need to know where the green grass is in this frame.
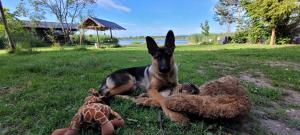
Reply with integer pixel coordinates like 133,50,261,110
0,44,300,135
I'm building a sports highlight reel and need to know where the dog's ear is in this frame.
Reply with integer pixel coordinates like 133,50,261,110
146,36,158,56
165,30,175,51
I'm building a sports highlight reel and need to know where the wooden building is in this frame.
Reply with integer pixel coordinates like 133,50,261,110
22,20,78,43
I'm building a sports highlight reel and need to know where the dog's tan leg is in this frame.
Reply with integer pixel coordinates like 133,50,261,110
135,97,160,107
148,80,189,125
107,79,135,96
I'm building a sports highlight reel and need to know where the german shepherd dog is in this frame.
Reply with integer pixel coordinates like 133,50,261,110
99,30,189,124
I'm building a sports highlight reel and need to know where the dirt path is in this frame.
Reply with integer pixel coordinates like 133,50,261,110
237,71,300,135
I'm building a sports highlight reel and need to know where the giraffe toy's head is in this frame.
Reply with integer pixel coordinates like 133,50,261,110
83,88,106,105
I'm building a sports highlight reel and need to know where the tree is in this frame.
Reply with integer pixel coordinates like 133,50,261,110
0,0,15,52
200,20,210,41
242,0,299,45
29,0,96,43
214,0,242,34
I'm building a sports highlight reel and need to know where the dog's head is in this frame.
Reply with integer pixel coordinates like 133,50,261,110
146,30,176,74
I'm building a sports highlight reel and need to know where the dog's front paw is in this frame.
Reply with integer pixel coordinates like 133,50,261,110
135,97,159,107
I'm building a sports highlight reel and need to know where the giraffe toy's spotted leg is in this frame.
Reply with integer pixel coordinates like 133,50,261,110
94,111,114,135
68,113,82,130
110,110,125,127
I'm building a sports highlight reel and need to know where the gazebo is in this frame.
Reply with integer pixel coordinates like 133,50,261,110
79,17,126,46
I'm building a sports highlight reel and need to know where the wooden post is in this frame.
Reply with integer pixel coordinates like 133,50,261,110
79,28,83,45
110,28,113,39
96,28,100,47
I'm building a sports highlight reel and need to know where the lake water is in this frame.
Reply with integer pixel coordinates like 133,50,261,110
119,39,188,46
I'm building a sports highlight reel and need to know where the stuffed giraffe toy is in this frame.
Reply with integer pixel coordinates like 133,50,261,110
51,88,125,135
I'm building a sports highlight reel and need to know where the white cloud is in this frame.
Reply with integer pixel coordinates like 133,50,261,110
97,0,131,12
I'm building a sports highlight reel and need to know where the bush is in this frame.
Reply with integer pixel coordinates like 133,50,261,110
71,34,119,46
51,43,61,48
15,30,49,48
131,41,143,45
188,33,227,45
198,42,215,45
188,34,199,44
245,21,269,44
232,31,247,43
0,36,6,49
276,37,291,45
74,45,88,51
14,41,37,55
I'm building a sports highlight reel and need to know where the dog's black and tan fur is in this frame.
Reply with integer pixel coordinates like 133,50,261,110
99,30,189,124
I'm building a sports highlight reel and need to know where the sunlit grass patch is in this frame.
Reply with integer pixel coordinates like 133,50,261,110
0,44,300,134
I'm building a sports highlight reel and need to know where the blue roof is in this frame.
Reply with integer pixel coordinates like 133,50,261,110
82,17,126,30
22,20,78,30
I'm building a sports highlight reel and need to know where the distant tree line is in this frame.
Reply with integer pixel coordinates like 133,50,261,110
119,35,188,40
214,0,300,45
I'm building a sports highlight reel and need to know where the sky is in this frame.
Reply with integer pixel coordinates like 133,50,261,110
2,0,228,37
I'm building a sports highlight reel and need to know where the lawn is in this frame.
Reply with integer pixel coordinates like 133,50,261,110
0,44,300,135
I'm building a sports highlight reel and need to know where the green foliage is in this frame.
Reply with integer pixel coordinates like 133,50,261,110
242,0,300,44
188,33,225,44
71,34,119,46
276,37,290,45
0,8,48,50
188,34,200,44
51,43,62,48
200,20,210,37
232,31,247,43
242,0,298,27
74,45,88,51
214,0,239,32
0,36,5,49
245,20,270,44
15,42,34,54
131,41,143,45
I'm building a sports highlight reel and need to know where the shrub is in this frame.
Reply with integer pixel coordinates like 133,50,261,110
74,45,88,51
14,41,37,55
245,20,270,44
276,37,291,45
232,31,247,43
188,34,199,44
0,36,6,49
198,42,215,45
51,43,61,48
72,34,119,46
131,41,143,45
188,33,227,45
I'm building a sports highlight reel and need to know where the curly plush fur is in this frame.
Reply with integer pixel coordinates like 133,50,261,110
165,76,251,119
135,76,251,121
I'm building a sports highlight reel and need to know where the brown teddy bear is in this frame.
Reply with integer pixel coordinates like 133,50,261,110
51,88,125,135
135,76,251,122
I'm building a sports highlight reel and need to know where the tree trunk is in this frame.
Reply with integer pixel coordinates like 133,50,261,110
237,6,241,32
79,28,83,45
96,29,100,48
64,30,70,44
0,0,15,52
226,22,231,36
270,27,276,45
